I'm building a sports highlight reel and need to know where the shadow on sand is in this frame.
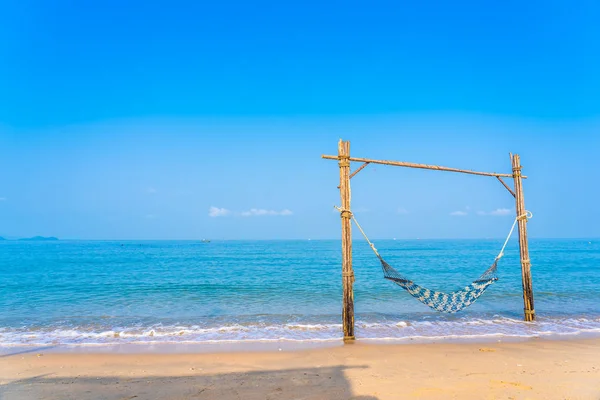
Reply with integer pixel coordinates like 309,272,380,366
1,365,379,400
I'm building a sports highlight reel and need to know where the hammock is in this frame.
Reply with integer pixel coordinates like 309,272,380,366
340,207,529,313
378,254,500,313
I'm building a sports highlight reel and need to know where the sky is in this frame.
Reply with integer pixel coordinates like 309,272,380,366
1,0,599,240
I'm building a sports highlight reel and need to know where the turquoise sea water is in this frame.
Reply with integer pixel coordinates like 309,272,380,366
1,239,599,347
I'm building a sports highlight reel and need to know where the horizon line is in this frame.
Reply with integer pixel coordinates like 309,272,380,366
2,237,597,242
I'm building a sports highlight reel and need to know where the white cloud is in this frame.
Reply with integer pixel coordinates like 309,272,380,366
490,208,512,216
450,211,468,217
477,208,513,216
209,206,231,217
209,207,293,217
240,208,293,217
397,208,409,214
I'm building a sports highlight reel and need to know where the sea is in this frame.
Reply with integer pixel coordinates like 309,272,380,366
1,239,599,349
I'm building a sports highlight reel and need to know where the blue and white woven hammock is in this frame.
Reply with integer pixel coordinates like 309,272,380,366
378,254,500,313
343,208,527,313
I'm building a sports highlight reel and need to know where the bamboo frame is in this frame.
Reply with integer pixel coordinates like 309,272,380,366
324,140,535,341
337,140,355,341
511,154,535,321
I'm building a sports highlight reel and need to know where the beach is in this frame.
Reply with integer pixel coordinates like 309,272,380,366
2,338,600,399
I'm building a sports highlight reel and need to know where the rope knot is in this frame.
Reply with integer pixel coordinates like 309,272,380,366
517,210,533,222
335,206,353,219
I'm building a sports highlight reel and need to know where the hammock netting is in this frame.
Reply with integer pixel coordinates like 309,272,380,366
377,254,500,313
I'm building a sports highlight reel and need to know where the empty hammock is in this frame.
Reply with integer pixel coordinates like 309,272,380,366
340,207,529,313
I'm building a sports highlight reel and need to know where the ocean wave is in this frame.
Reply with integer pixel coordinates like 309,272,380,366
2,316,600,347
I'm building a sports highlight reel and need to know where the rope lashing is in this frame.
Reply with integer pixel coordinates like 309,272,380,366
334,206,353,219
338,155,351,168
517,210,533,222
512,166,523,178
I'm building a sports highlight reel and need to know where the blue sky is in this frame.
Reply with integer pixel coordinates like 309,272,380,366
1,0,599,240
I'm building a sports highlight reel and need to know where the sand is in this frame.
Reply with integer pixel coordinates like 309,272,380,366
1,338,599,399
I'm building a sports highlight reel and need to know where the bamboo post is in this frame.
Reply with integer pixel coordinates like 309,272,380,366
338,139,355,341
512,154,535,321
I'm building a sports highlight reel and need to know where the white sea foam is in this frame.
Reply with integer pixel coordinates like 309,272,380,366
2,316,600,347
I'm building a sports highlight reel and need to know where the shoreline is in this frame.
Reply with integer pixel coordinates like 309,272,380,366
2,338,599,399
3,330,600,355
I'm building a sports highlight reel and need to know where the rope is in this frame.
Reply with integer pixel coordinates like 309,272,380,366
517,210,533,221
335,205,532,263
340,210,352,219
338,155,351,168
334,206,381,258
497,211,532,258
496,218,517,260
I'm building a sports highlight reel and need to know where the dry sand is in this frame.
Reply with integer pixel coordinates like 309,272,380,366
1,338,599,399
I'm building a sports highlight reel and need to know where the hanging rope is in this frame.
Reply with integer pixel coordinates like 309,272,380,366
334,206,381,258
497,210,532,259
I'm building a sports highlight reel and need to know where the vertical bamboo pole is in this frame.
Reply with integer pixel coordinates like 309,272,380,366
338,139,355,341
512,154,535,321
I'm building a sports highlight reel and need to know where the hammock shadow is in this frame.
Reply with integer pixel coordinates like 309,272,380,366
1,365,379,400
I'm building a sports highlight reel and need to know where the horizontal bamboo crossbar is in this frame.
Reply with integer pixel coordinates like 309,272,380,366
322,155,526,179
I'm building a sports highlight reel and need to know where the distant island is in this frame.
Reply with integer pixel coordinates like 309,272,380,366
18,236,59,241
